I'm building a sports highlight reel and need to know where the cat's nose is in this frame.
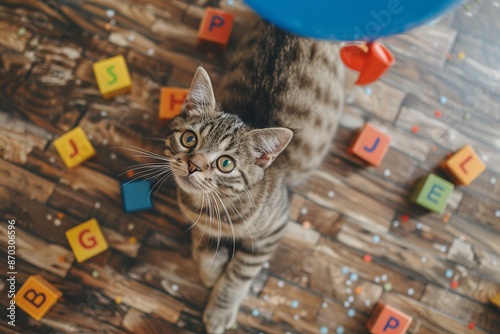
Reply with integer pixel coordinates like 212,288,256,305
188,160,201,174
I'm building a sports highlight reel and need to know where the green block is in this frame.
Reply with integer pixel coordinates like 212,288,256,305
410,173,454,213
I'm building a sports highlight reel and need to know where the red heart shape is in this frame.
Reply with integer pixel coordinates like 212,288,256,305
340,42,395,85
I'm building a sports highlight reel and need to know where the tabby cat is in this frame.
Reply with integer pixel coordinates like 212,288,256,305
164,19,344,333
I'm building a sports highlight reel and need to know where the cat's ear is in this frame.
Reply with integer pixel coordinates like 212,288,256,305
247,128,293,169
183,66,217,114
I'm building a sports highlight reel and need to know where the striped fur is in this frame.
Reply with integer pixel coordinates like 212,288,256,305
165,20,344,334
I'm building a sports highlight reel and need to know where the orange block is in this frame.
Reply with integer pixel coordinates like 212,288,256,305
366,302,412,334
16,275,62,321
440,145,486,185
159,87,188,120
198,7,234,46
348,123,391,166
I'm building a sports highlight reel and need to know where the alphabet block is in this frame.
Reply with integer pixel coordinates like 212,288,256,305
366,302,412,334
198,7,234,46
53,126,96,168
410,173,454,214
491,292,500,309
440,145,486,185
16,275,62,321
159,87,188,120
93,55,132,99
121,180,153,213
348,123,391,166
65,218,109,262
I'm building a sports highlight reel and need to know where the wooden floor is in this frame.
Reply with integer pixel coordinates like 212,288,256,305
1,0,500,333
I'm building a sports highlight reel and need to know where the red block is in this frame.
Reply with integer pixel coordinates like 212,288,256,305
198,7,234,46
366,302,413,334
348,123,391,166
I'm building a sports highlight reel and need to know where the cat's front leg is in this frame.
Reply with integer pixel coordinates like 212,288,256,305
203,249,274,334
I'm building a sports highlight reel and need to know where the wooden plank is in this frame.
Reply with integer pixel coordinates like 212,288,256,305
122,308,191,334
458,191,500,233
69,263,184,324
380,291,488,334
420,285,500,332
0,222,73,277
446,215,500,257
290,194,342,237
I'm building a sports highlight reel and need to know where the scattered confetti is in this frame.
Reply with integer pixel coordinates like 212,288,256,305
263,262,270,269
401,214,409,222
105,9,115,18
58,255,66,263
102,139,108,145
440,96,447,105
328,190,335,198
347,296,355,303
347,309,356,318
439,245,447,253
302,221,312,229
364,300,371,307
320,326,329,334
128,33,136,42
147,48,155,56
128,236,137,244
468,321,476,330
115,296,122,304
495,210,500,218
290,300,300,309
277,280,285,288
322,302,328,308
346,280,352,286
227,0,235,5
49,157,56,164
104,23,112,30
57,212,65,219
336,326,345,334
127,223,135,230
232,323,239,330
434,110,443,119
126,170,135,178
263,294,269,301
442,212,452,223
54,218,61,226
491,177,497,185
293,314,300,320
411,125,419,134
171,284,179,292
445,269,454,278
343,301,351,308
110,19,116,26
463,112,471,120
355,286,363,295
92,270,100,278
350,273,359,282
451,280,459,289
372,235,381,243
416,222,423,230
375,276,381,283
384,169,391,177
407,288,415,296
421,257,428,263
110,153,117,160
363,254,372,263
383,282,393,291
341,266,350,275
365,87,373,96
94,202,101,209
457,51,466,60
300,207,308,215
100,110,108,117
381,274,388,282
345,288,352,294
18,27,26,36
251,309,260,317
392,220,400,228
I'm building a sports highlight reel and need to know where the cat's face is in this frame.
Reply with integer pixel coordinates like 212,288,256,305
165,67,292,197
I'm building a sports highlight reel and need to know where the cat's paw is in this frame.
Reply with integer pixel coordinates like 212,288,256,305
203,303,237,334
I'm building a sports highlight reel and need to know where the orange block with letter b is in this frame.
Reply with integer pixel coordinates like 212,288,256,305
159,87,188,120
348,123,391,166
65,218,108,262
366,302,412,334
440,145,486,185
53,126,96,168
198,7,234,46
16,275,62,321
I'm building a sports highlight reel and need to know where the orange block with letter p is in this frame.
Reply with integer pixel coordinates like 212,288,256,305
65,218,108,262
53,126,96,168
366,302,412,334
198,7,234,46
348,123,391,166
16,275,62,321
159,87,188,120
440,145,486,185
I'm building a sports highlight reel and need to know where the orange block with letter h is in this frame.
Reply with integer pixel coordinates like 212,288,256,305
348,123,391,166
198,7,234,46
366,302,413,334
65,218,109,262
16,275,62,321
53,126,96,168
159,87,188,120
440,145,486,185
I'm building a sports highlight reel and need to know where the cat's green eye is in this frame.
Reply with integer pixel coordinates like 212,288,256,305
217,156,235,173
180,131,197,148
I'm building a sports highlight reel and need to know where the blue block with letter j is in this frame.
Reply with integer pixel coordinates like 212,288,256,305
120,180,154,213
410,173,454,214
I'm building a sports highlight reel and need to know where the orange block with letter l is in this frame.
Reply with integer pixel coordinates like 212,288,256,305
65,218,109,262
366,302,413,334
440,145,486,185
53,126,96,168
159,87,188,120
198,7,234,46
348,123,391,166
16,275,62,321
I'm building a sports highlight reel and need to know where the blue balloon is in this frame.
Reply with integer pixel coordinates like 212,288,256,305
244,0,463,41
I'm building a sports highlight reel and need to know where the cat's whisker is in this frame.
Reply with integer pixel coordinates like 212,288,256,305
208,192,222,267
120,145,170,162
243,186,255,209
213,191,236,261
121,162,171,175
151,171,174,201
